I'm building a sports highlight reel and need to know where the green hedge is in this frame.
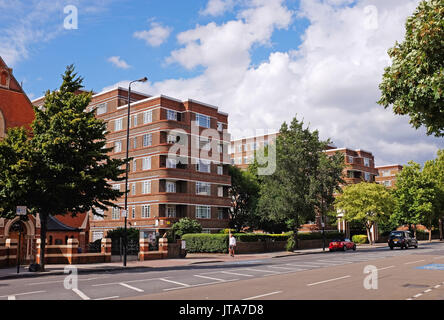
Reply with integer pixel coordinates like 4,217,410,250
352,235,368,244
182,234,229,253
297,231,345,240
233,233,290,242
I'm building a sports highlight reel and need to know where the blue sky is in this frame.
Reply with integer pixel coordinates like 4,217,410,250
1,0,442,166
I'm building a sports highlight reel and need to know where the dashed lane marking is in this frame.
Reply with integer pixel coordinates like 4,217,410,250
404,260,426,265
94,296,120,300
220,271,253,277
72,288,90,300
0,290,46,299
307,275,351,287
194,275,229,282
242,291,283,301
119,283,144,292
159,278,190,287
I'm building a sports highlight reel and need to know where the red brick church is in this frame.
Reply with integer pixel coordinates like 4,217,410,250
0,56,90,263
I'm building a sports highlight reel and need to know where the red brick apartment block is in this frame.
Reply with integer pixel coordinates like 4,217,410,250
375,164,403,188
230,133,279,170
38,87,232,240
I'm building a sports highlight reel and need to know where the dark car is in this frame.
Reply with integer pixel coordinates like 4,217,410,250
388,231,418,250
329,238,356,252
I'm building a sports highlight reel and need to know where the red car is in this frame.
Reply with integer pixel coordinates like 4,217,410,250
329,238,356,251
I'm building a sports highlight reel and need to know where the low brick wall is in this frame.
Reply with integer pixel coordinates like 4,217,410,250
139,238,185,261
35,238,111,265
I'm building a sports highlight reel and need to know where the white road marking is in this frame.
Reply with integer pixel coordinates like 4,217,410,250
413,293,423,298
424,289,432,293
92,277,161,287
241,268,279,274
268,266,305,271
220,271,253,277
307,275,351,286
404,260,425,265
194,275,227,282
434,285,441,289
285,263,321,268
29,277,105,286
243,291,283,300
7,296,16,300
376,266,395,271
0,290,46,298
159,278,190,287
94,296,120,300
316,260,352,264
119,283,144,292
308,261,344,266
163,280,237,292
72,288,90,300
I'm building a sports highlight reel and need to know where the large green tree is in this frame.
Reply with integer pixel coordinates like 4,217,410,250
391,161,439,241
335,182,395,245
228,165,260,232
255,117,337,245
423,149,444,240
378,0,444,137
0,65,127,270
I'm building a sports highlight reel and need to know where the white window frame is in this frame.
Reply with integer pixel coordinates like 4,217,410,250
166,157,177,169
131,183,136,195
142,205,150,218
143,133,152,147
364,158,370,167
112,207,120,220
196,113,210,128
197,160,211,173
143,110,152,124
115,118,123,131
167,134,177,144
217,165,223,175
196,206,211,219
142,157,151,170
217,122,223,132
114,141,122,153
196,182,211,196
167,110,177,121
217,186,224,197
166,181,176,193
133,114,138,127
166,205,176,218
131,206,136,219
133,159,137,172
96,103,107,115
142,180,151,194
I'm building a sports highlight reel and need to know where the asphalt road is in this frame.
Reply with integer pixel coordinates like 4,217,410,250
1,242,444,300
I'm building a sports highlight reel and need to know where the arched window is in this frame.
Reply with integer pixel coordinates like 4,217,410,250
0,110,5,139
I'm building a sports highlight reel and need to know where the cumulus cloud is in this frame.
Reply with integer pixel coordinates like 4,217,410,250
105,0,443,166
200,0,235,16
107,56,131,69
133,22,172,47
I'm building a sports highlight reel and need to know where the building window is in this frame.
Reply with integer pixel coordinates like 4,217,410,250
93,209,104,221
217,122,223,132
166,205,176,218
347,156,353,163
143,133,152,147
112,207,120,220
217,143,223,153
197,160,211,173
217,186,224,197
217,165,223,175
92,231,104,242
96,103,107,115
167,110,177,121
133,159,137,172
237,144,242,153
142,205,150,218
142,180,151,194
133,115,138,127
382,170,390,177
200,137,210,151
133,137,138,149
143,110,152,124
364,158,370,167
131,206,136,219
217,208,225,220
243,157,247,164
383,180,392,187
196,206,211,219
196,113,210,128
142,157,151,170
114,141,122,153
364,172,371,181
196,182,211,196
115,118,123,131
167,134,177,144
166,181,176,193
131,183,136,195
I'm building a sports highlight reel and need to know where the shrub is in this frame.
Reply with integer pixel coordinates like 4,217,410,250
106,227,139,243
181,234,229,253
286,236,296,252
219,228,236,234
352,235,368,244
172,218,202,238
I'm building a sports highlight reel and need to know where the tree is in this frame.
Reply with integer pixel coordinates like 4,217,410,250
391,161,439,241
378,0,444,137
312,151,345,250
335,182,395,245
228,165,260,232
171,218,202,238
255,117,331,246
423,149,444,240
0,65,127,270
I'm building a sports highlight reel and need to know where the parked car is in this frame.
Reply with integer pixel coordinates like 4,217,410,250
329,238,356,252
388,230,418,250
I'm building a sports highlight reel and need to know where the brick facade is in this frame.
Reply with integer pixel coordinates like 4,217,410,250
375,164,403,188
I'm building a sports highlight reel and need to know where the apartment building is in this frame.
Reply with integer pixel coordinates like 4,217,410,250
64,87,232,241
375,164,403,188
324,147,379,185
230,132,278,170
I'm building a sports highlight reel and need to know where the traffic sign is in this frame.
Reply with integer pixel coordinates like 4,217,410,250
16,206,27,216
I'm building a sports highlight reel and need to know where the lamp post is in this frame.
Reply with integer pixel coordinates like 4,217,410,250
123,77,148,267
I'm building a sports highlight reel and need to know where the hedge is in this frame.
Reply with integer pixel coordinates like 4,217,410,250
297,231,345,240
352,235,368,244
182,234,229,253
233,233,290,242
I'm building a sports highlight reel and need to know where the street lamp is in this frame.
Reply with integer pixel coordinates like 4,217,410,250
123,77,148,267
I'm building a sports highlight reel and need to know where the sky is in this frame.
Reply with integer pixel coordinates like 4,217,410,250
1,0,442,166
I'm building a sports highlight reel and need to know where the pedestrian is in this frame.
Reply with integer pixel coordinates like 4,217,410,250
229,233,236,257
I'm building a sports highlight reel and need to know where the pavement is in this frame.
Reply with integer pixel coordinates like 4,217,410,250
0,240,436,281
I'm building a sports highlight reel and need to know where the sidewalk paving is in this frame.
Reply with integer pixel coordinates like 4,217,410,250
0,239,440,281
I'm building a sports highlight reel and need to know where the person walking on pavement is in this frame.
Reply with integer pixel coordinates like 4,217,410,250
229,233,236,257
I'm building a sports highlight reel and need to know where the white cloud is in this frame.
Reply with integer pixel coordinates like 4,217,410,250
105,0,443,166
133,22,172,47
107,56,131,69
200,0,235,16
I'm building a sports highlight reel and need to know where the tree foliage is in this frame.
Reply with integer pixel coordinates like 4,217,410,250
378,0,444,136
0,65,127,270
335,182,395,244
171,217,203,237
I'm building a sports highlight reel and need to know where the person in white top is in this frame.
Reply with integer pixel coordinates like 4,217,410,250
229,234,236,257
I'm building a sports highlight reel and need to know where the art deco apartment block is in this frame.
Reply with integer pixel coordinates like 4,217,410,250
375,164,403,188
229,133,278,170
